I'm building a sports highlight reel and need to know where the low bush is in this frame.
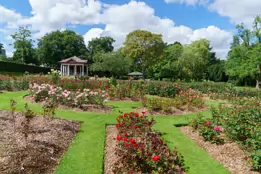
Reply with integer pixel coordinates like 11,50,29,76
29,83,108,107
189,104,261,171
142,89,205,112
113,112,187,173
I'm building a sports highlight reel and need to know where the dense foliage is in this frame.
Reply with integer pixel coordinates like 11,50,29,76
190,102,261,170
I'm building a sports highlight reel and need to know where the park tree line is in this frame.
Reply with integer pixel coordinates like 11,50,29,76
1,16,260,88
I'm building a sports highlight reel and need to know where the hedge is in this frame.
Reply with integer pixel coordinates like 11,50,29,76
0,61,51,74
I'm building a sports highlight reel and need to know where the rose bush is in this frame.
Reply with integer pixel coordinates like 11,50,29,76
142,88,205,113
29,83,108,107
189,104,261,170
113,112,187,174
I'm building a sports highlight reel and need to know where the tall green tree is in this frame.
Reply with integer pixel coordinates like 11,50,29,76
92,50,132,77
87,36,115,63
11,26,37,64
179,39,211,80
123,30,165,78
253,15,261,43
226,16,261,88
37,30,88,67
153,43,183,80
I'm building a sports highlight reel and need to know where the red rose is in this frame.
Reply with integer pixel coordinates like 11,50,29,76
152,156,160,162
129,172,134,174
147,154,151,157
119,116,123,119
130,139,136,144
124,113,128,117
124,133,128,137
133,144,139,149
117,136,122,141
135,113,139,117
123,138,128,142
116,124,120,128
122,92,124,94
125,143,131,147
140,116,144,119
133,126,138,129
142,111,146,115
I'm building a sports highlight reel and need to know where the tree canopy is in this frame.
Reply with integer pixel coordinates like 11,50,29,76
87,36,115,63
123,30,165,77
11,27,37,64
37,30,88,67
91,50,132,77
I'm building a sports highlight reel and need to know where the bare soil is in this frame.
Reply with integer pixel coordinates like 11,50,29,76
25,96,113,114
134,106,209,116
180,126,259,174
0,110,80,174
104,126,119,174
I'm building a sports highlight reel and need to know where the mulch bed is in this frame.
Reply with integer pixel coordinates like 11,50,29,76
0,110,80,174
24,96,113,114
134,106,209,116
104,126,119,174
180,126,259,174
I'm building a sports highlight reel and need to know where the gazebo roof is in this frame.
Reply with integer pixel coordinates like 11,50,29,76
60,56,87,64
128,72,143,76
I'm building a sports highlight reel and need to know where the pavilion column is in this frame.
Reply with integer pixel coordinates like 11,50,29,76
82,64,84,76
67,65,70,76
60,64,62,75
74,65,76,76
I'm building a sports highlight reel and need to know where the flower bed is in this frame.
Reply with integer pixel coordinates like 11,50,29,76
108,112,187,173
28,83,109,112
0,110,80,174
141,89,206,115
189,104,261,171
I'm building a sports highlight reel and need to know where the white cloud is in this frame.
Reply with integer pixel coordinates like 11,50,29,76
209,0,261,26
83,1,233,58
165,0,209,6
0,5,22,26
83,28,103,45
0,0,233,59
21,0,102,38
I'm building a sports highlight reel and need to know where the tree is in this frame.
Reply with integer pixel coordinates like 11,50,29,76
179,39,211,80
11,26,37,64
226,16,261,88
153,43,183,80
91,50,132,77
253,15,261,44
87,36,115,63
37,30,88,67
123,30,165,78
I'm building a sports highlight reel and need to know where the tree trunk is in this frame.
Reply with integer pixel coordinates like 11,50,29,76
256,80,260,89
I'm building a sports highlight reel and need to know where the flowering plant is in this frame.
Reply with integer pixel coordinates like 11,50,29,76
113,112,187,173
29,83,108,107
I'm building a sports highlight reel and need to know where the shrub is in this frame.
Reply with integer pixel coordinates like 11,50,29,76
190,104,261,170
29,83,108,107
113,112,187,173
142,89,205,112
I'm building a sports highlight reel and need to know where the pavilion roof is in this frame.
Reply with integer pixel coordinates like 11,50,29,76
128,72,143,76
60,56,87,63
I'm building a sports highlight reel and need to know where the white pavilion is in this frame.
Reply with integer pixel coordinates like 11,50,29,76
59,56,89,76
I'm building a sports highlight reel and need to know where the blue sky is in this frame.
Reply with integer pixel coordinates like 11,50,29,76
0,0,260,58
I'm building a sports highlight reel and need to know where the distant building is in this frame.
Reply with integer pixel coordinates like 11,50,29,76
59,56,89,76
0,48,6,58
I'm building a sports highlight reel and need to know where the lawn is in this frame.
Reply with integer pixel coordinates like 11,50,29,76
0,91,229,174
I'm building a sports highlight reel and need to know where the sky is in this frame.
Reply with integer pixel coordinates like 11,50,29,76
0,0,260,59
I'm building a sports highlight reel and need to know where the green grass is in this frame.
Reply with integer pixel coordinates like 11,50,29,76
0,92,230,174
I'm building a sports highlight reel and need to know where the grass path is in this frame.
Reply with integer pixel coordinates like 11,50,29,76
0,92,230,174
